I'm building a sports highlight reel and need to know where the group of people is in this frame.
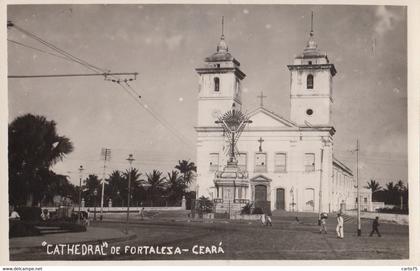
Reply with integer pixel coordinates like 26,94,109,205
319,213,382,238
260,213,272,227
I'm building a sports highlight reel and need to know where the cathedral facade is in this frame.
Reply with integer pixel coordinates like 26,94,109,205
195,25,357,213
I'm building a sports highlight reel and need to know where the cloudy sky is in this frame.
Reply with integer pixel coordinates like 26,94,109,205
7,4,407,187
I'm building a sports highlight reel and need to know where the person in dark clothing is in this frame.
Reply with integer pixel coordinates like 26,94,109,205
370,216,382,237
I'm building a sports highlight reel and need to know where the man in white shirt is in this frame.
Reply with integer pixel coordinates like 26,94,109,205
9,208,20,220
336,213,344,239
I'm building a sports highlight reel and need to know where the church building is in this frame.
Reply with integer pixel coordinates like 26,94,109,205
195,20,358,214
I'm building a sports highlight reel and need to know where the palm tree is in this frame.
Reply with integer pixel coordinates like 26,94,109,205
166,170,187,204
365,179,382,193
175,160,197,186
384,181,401,206
144,170,166,206
83,174,101,207
9,114,74,206
395,180,406,210
122,168,142,207
105,170,124,206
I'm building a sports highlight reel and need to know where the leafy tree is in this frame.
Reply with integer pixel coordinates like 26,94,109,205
82,174,101,207
43,172,77,205
196,196,213,213
144,170,166,206
175,160,197,186
166,170,187,204
9,114,73,206
365,179,382,193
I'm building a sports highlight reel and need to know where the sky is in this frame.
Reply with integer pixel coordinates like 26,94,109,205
7,4,407,187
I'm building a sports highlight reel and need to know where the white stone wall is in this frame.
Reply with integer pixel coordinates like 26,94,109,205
195,125,345,213
290,69,333,126
331,164,356,212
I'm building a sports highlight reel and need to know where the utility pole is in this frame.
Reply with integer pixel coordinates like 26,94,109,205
100,148,111,221
318,147,324,216
125,154,135,234
356,139,361,236
77,165,84,224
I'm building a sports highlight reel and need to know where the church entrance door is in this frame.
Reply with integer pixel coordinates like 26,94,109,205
255,185,267,202
276,188,285,210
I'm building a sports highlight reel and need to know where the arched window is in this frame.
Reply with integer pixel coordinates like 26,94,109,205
214,77,220,92
307,74,314,89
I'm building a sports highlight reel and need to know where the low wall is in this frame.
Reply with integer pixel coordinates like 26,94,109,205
44,206,185,213
230,214,261,221
345,210,408,225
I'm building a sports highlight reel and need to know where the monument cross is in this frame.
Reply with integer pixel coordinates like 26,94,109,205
215,104,252,164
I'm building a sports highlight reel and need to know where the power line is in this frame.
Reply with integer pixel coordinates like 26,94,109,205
8,22,131,83
8,39,75,62
8,22,195,153
117,82,195,150
8,72,138,79
11,23,106,74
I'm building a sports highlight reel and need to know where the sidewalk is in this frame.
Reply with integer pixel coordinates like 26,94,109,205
9,226,136,253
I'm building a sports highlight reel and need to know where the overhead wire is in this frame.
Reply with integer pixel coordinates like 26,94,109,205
9,23,195,155
8,39,77,63
119,82,196,150
11,24,107,74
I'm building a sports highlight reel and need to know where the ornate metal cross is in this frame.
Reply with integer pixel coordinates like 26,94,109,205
215,104,252,163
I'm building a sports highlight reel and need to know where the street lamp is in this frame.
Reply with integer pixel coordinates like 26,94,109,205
117,190,120,207
77,165,84,224
290,187,295,212
125,154,135,234
93,188,98,221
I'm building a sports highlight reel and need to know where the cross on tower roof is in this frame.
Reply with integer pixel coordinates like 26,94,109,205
257,91,267,107
258,137,264,152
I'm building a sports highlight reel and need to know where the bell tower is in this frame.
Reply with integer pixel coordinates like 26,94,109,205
287,12,337,127
195,17,246,127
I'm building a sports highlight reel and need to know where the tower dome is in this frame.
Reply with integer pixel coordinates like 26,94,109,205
217,35,228,53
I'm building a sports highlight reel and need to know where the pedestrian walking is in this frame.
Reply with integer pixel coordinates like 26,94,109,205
260,213,266,226
336,213,344,239
369,216,382,237
139,207,145,220
319,213,327,234
41,209,50,221
266,214,272,227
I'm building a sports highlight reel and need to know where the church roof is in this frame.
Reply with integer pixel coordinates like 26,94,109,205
246,106,299,128
333,156,353,176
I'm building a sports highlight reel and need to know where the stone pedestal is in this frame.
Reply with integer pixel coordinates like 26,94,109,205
213,160,249,216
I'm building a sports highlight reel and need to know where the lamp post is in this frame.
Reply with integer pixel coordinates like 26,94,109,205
290,187,295,212
93,189,98,221
125,154,135,234
77,165,84,224
117,190,120,207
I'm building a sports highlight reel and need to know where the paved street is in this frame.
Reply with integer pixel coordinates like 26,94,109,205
10,211,408,261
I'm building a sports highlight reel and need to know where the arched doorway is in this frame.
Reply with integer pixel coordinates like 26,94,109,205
255,185,267,202
304,188,315,211
276,188,285,210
